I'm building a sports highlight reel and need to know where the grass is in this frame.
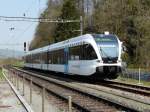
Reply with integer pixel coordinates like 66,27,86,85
116,76,150,87
0,68,4,81
13,60,24,67
0,58,24,68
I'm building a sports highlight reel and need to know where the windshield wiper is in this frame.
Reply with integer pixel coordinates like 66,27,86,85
99,47,112,60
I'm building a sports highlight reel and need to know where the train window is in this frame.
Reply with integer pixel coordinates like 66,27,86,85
34,53,41,64
40,53,43,64
41,52,48,64
75,56,79,60
28,55,30,63
69,46,80,60
53,51,57,64
32,54,35,63
28,55,29,63
26,55,27,63
45,52,48,64
29,55,31,63
26,55,28,63
70,55,74,60
33,54,35,63
33,54,36,63
38,54,40,63
48,51,52,64
39,53,43,64
34,53,37,63
81,44,97,60
27,55,29,63
33,54,37,63
30,54,32,63
59,49,65,64
48,49,64,64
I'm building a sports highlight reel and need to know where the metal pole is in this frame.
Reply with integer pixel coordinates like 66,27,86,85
30,77,32,104
80,16,83,35
68,96,72,112
14,72,16,86
42,85,45,112
11,72,13,82
13,73,15,85
138,68,141,84
22,74,25,96
9,71,12,82
12,73,14,83
8,71,9,80
8,71,10,80
17,73,19,90
10,72,11,81
9,71,11,81
15,73,17,86
9,72,10,80
12,72,14,84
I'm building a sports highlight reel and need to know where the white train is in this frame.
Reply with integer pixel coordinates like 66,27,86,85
24,33,123,79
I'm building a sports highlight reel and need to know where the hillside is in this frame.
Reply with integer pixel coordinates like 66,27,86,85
0,49,24,59
29,0,150,68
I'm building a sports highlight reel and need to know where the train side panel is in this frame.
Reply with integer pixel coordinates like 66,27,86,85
68,60,97,76
47,64,65,73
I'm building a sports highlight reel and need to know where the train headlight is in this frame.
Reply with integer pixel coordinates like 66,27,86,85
104,31,109,35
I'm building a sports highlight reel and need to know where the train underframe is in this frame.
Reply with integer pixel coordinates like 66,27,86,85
24,64,122,80
94,66,122,79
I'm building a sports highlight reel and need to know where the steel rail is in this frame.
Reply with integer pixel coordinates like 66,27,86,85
7,67,140,112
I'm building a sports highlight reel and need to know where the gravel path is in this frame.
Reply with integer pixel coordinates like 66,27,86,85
0,81,26,112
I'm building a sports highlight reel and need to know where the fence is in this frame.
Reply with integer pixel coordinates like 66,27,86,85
122,68,150,81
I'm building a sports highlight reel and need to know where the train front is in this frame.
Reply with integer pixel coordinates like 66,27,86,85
93,33,122,79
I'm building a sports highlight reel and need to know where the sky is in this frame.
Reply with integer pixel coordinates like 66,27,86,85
0,0,47,51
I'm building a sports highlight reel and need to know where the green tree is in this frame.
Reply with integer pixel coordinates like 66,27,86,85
29,0,63,50
29,0,150,68
92,0,150,67
53,0,80,42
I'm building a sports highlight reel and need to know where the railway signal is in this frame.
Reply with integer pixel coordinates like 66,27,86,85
24,42,26,51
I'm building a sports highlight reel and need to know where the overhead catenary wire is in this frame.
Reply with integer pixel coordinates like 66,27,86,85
0,0,44,50
13,23,34,42
0,15,82,48
0,16,80,23
4,22,34,45
0,14,83,50
0,15,83,37
0,43,23,46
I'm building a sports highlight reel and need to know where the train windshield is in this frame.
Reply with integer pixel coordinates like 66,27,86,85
93,34,119,61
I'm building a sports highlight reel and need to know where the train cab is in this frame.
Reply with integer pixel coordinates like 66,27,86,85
92,33,122,79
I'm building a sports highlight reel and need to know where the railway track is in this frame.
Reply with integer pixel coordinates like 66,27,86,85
97,80,150,97
5,66,150,112
23,67,150,97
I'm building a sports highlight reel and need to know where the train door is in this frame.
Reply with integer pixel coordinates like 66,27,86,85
64,47,69,74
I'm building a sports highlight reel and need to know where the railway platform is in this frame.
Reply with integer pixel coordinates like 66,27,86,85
1,68,61,112
0,78,27,112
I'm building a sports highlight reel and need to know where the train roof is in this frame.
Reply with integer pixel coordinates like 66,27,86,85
26,34,91,55
26,33,118,55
